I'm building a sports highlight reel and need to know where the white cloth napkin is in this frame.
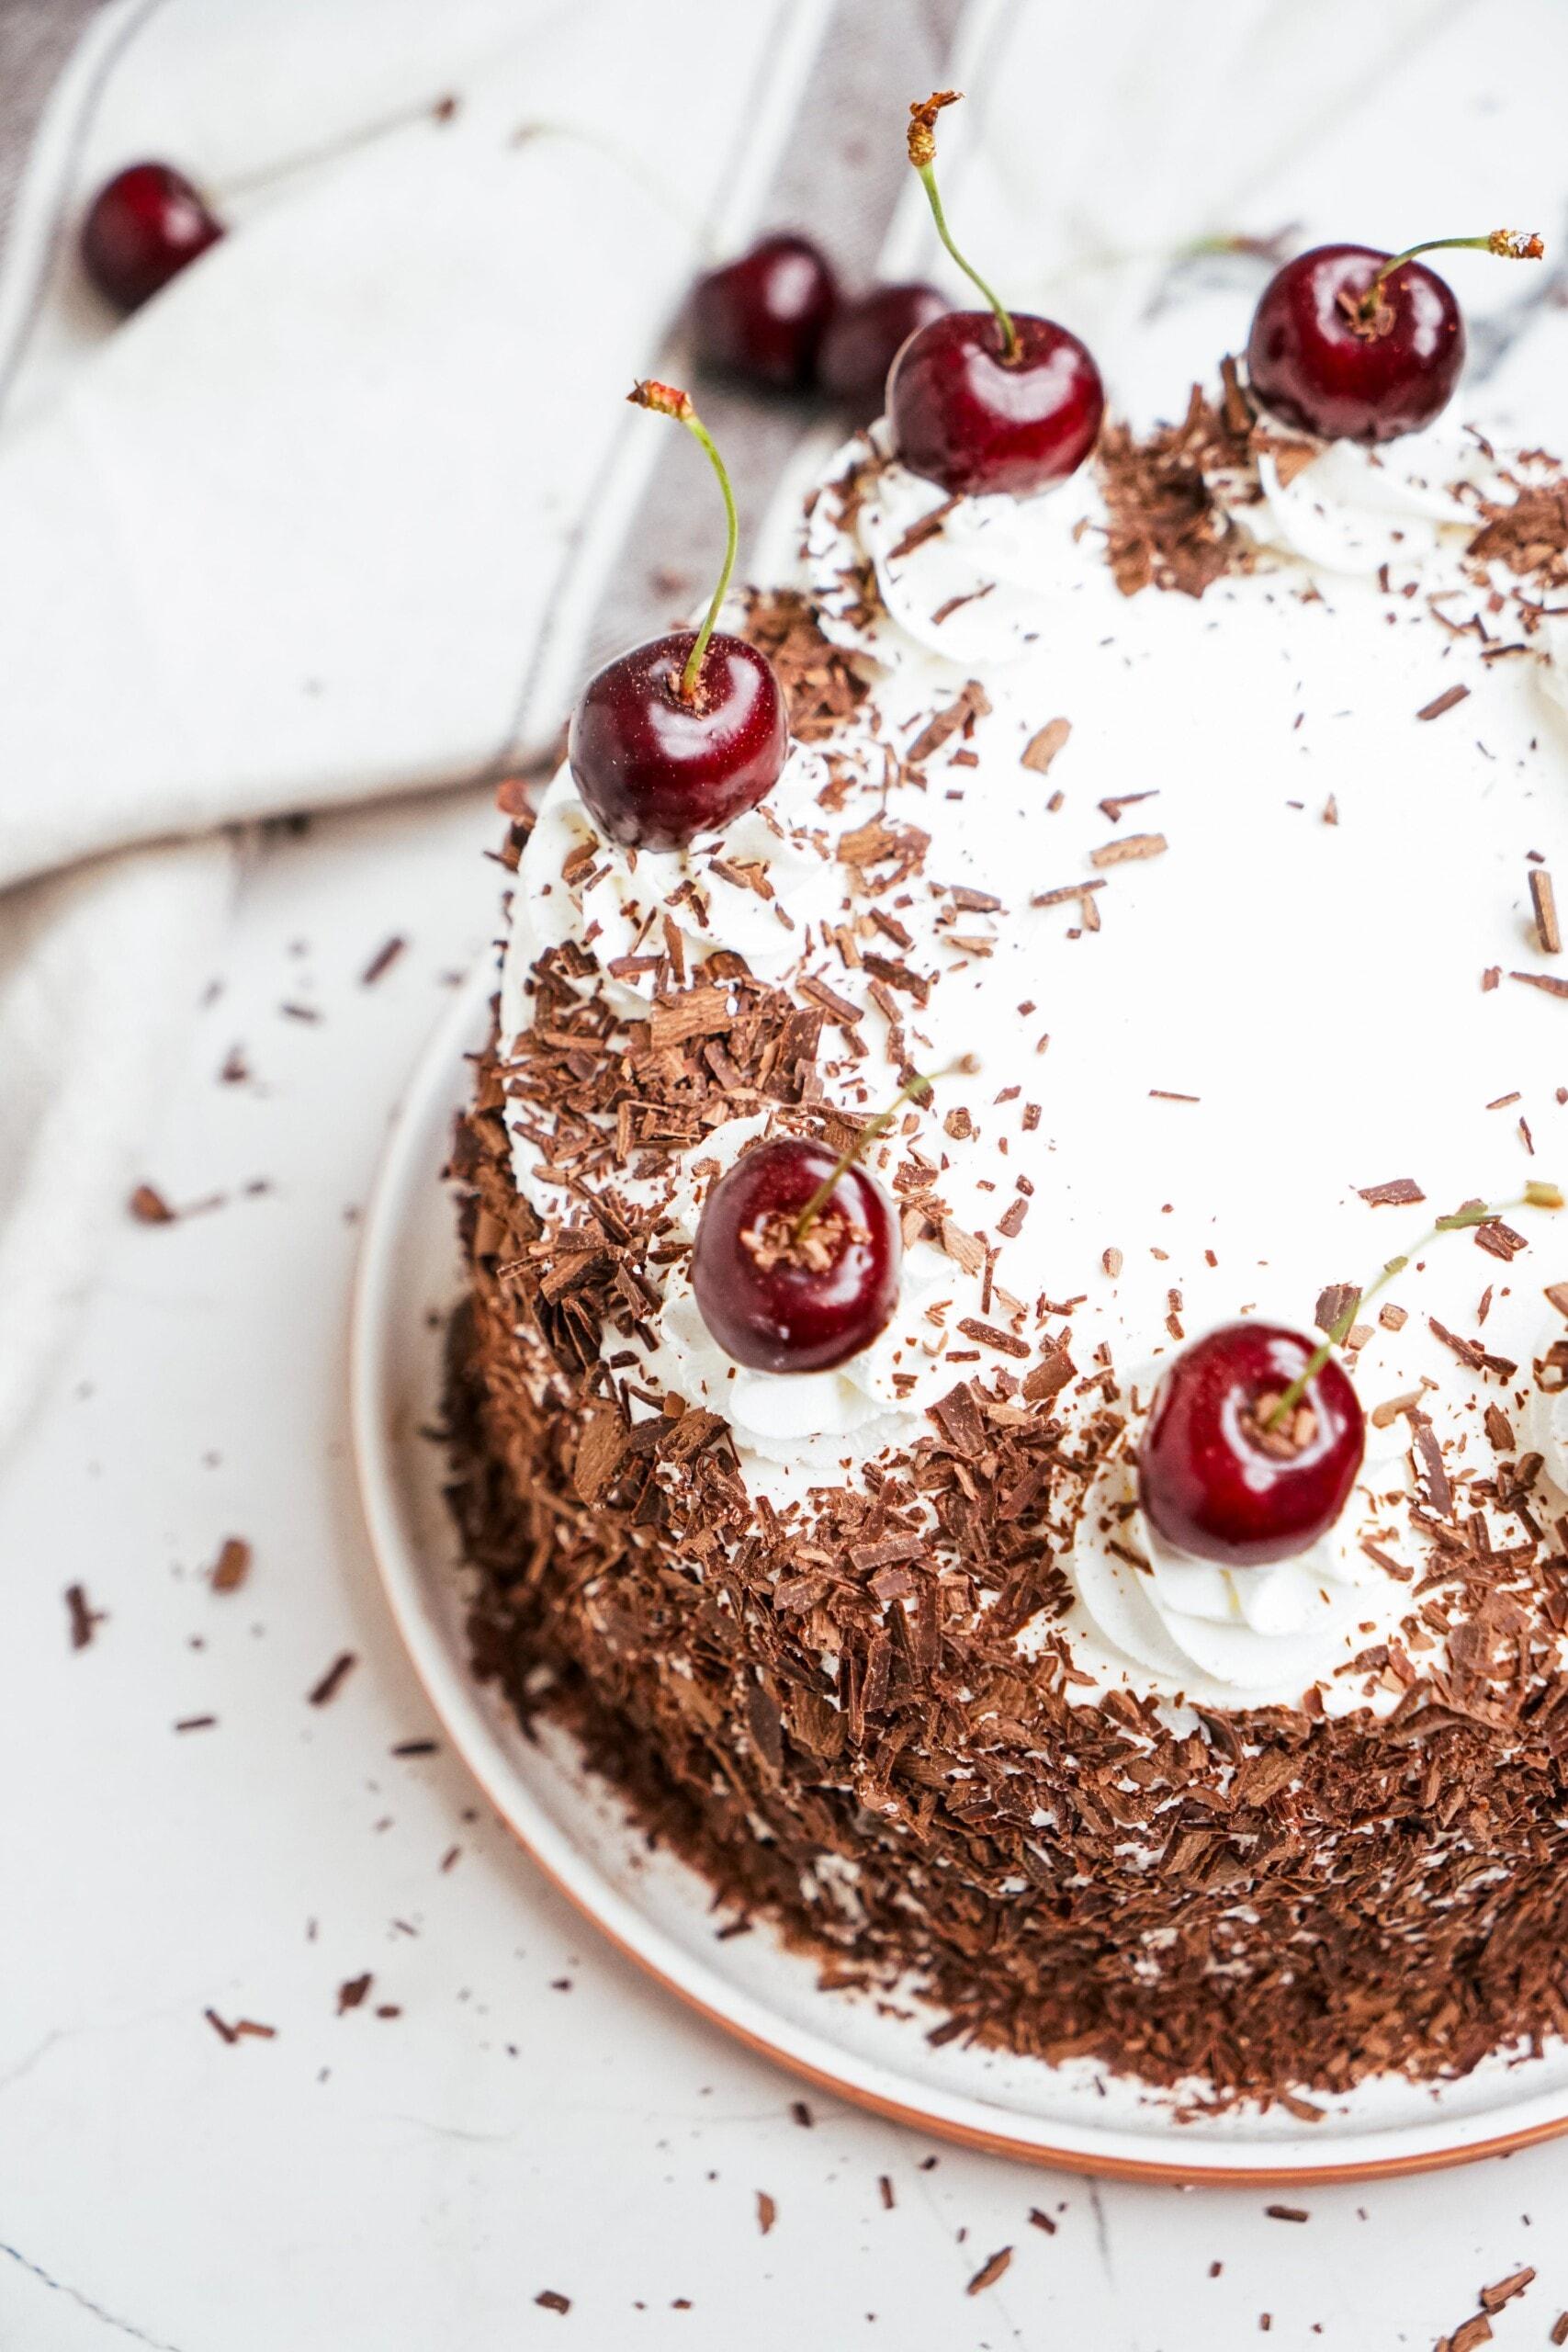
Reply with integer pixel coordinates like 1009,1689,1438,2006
0,0,835,1456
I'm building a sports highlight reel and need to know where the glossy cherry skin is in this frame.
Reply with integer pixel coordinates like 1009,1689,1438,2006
569,631,787,853
1138,1323,1366,1570
887,310,1104,496
819,281,948,420
1246,243,1464,445
691,1137,900,1374
81,163,223,313
691,234,840,391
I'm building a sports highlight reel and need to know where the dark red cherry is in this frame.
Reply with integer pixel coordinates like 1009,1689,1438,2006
81,163,223,313
887,311,1104,496
569,631,785,853
691,234,840,391
691,1136,900,1374
1246,243,1462,445
1138,1323,1365,1569
819,281,948,420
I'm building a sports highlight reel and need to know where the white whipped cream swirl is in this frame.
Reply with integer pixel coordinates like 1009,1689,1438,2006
1216,401,1491,577
806,423,1097,671
505,746,838,1023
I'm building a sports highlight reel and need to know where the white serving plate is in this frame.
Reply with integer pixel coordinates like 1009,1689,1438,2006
350,959,1568,2183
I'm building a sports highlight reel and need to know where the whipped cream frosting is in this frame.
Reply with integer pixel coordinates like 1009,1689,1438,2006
1215,409,1491,576
806,423,1100,670
499,382,1568,1712
505,748,838,1025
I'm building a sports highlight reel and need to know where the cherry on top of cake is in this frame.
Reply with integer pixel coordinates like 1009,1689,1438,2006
1245,229,1543,446
568,381,787,853
1138,1185,1563,1568
692,1136,900,1374
690,1065,968,1375
887,91,1104,498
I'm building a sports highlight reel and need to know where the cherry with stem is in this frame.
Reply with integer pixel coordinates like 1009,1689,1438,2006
1246,226,1544,444
1138,1178,1563,1569
567,381,787,853
691,1060,972,1374
886,93,1104,497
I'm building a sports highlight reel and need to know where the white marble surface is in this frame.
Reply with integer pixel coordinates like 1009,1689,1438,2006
0,784,1565,2352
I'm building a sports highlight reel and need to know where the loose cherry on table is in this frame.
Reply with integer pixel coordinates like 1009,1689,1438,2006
1246,229,1543,444
818,281,948,419
1137,1322,1366,1570
569,381,787,853
81,162,224,313
691,232,840,391
886,93,1103,496
691,1136,900,1374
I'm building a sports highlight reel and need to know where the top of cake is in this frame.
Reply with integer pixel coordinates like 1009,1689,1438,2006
491,176,1568,1733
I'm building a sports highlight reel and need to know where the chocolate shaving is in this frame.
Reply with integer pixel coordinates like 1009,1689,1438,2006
1416,684,1471,722
1021,718,1071,775
210,1536,252,1593
965,2248,1012,2297
65,1584,102,1649
906,681,991,767
1531,871,1562,956
308,1652,357,1707
1096,376,1256,599
362,935,406,986
1089,832,1167,870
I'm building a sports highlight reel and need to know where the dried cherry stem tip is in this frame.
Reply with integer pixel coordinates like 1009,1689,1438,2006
1265,1180,1564,1431
907,91,1017,362
1362,227,1543,311
627,379,739,701
794,1055,978,1244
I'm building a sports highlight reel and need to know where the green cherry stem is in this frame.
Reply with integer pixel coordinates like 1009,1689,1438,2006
794,1057,976,1247
907,91,1018,363
1265,1179,1565,1431
1361,227,1543,314
627,379,739,703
